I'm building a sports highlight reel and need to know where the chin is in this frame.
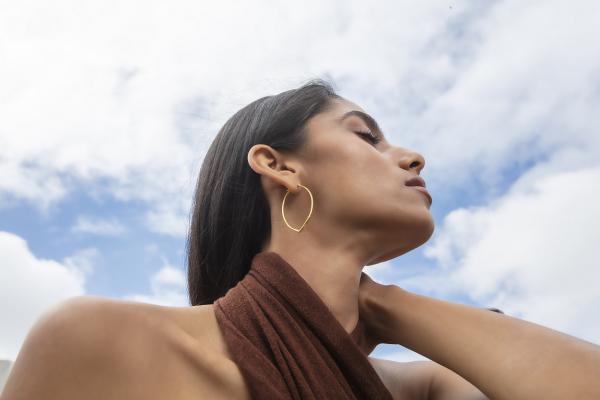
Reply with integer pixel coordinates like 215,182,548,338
422,212,436,237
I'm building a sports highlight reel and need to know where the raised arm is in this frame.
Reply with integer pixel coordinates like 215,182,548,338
362,283,600,400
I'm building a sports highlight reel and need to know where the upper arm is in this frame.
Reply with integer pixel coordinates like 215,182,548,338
368,357,488,400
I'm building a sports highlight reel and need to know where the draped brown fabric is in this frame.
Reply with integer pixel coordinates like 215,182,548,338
213,251,394,400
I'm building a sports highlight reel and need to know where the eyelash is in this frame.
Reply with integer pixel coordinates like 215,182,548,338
356,130,382,145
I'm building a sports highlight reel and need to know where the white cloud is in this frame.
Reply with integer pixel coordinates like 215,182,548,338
404,1,600,193
144,203,190,237
122,260,188,307
7,0,599,237
0,231,95,359
70,215,127,236
0,162,68,215
404,164,600,345
2,0,600,367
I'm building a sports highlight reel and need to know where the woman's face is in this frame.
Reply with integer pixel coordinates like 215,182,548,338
298,98,434,264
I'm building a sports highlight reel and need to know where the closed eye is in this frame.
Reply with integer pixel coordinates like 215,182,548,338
356,130,382,146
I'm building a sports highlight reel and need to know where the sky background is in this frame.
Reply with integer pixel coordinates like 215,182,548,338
1,0,600,370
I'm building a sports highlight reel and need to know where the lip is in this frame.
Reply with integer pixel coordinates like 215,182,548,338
404,175,432,205
405,176,427,188
409,185,433,205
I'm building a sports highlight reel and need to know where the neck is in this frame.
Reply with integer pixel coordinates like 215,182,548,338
263,241,370,335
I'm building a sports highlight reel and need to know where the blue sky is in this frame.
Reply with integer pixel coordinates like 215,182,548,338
2,0,600,369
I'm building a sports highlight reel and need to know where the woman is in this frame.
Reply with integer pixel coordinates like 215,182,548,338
3,80,600,400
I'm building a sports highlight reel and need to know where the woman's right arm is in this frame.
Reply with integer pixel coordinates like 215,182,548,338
362,284,600,400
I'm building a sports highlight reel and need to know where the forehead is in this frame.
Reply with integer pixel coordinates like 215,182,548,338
308,97,384,139
308,98,366,128
327,98,366,119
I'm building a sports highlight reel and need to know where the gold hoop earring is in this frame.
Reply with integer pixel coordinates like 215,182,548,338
281,184,314,232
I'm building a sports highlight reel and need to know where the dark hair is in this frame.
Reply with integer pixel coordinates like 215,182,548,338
186,78,342,305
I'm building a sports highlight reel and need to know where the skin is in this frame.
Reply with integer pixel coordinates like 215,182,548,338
2,97,485,400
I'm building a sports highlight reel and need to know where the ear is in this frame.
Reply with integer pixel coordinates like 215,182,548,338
247,144,303,194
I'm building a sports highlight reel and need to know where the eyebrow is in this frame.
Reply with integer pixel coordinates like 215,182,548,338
337,110,385,138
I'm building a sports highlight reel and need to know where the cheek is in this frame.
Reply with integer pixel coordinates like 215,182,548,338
307,141,405,212
326,146,385,189
353,154,398,196
323,151,398,208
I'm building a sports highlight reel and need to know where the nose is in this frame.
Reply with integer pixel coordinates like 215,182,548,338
398,150,426,174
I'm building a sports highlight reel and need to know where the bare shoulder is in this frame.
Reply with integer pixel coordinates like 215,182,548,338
1,296,250,400
368,357,488,400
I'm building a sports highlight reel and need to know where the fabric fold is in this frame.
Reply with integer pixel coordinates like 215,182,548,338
213,250,394,400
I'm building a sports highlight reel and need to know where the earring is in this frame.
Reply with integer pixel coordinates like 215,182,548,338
281,184,314,232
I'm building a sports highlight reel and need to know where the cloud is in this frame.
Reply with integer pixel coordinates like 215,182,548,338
122,261,188,307
70,215,127,236
1,0,599,240
0,231,95,359
2,0,600,366
402,164,600,345
0,1,491,234
144,203,190,237
404,1,600,192
0,161,68,215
